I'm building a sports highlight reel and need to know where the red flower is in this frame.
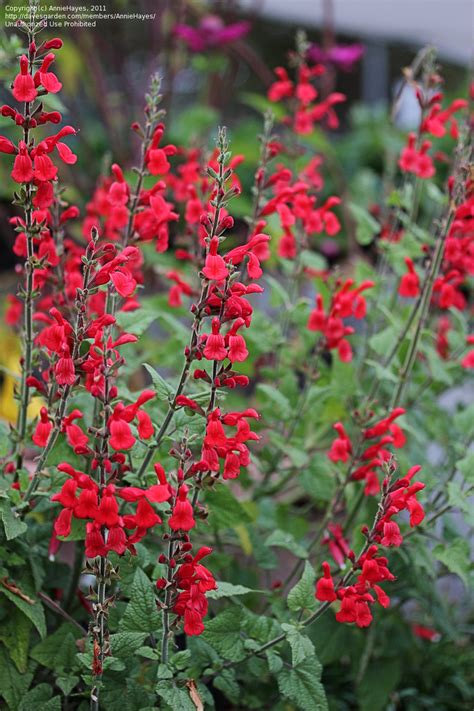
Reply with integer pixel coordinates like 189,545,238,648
55,348,75,385
11,142,33,183
32,407,52,447
202,237,228,281
315,562,337,602
109,419,135,451
34,53,62,93
399,257,420,297
203,318,227,361
168,484,195,531
85,523,107,558
12,55,37,102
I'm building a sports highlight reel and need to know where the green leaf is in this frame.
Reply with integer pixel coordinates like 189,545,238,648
0,421,10,457
0,582,46,638
206,485,252,530
0,648,35,710
369,326,397,357
456,452,474,484
142,363,174,401
201,607,246,662
287,561,317,613
119,568,161,633
433,539,471,586
55,676,79,697
0,500,28,540
447,481,473,523
282,624,315,666
207,582,258,599
299,249,327,272
156,681,196,711
109,632,148,658
256,383,290,418
348,202,379,246
18,684,61,711
357,659,401,711
0,608,32,672
213,668,240,704
277,656,328,711
265,530,308,559
30,624,80,670
116,306,157,336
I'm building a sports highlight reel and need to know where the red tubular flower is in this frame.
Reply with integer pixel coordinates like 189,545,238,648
32,407,52,446
0,136,16,154
315,562,337,602
202,237,228,281
53,508,73,537
85,523,107,558
134,499,162,529
381,521,403,547
328,422,352,463
12,55,37,102
55,347,75,385
399,257,420,297
95,489,120,527
109,419,136,451
11,141,33,183
169,484,195,531
203,318,227,361
34,52,62,93
226,318,249,363
33,149,58,182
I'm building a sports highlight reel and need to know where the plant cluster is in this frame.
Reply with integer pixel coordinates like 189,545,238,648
0,6,472,711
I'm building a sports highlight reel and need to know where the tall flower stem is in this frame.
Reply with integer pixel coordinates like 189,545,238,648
20,231,100,508
13,14,38,471
137,128,231,481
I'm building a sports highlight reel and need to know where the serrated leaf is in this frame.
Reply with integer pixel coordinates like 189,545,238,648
447,481,473,523
265,530,308,559
0,648,35,710
277,656,328,711
55,675,79,697
0,608,32,672
0,581,46,638
282,624,316,666
156,681,196,711
207,582,257,599
201,607,246,662
119,568,161,633
287,561,317,613
30,624,80,670
206,485,252,530
433,539,471,587
0,500,28,540
109,631,148,658
18,684,61,711
143,363,174,401
213,668,240,704
116,306,157,336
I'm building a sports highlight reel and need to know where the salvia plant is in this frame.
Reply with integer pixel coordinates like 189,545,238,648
0,5,472,711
